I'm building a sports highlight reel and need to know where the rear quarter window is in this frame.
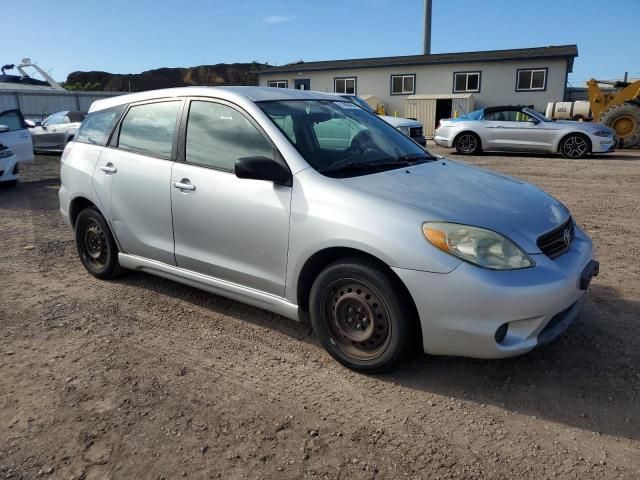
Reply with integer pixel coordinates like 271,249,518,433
75,105,125,146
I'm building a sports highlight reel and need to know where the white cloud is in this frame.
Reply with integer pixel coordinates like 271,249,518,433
263,15,294,24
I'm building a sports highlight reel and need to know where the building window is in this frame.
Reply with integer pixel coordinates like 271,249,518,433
390,74,415,95
516,68,547,91
334,77,357,95
267,80,288,88
453,72,480,93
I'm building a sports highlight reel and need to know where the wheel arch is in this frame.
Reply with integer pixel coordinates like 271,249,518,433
69,195,98,227
69,195,124,254
295,246,422,344
556,131,592,153
453,129,484,151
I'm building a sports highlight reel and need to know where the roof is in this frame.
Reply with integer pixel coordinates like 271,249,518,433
406,93,473,100
258,45,578,75
89,86,343,112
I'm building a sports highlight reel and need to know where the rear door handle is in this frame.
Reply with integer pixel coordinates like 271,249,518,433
173,179,196,191
99,163,117,173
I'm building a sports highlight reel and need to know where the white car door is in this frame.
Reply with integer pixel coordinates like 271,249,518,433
0,109,34,162
170,98,292,296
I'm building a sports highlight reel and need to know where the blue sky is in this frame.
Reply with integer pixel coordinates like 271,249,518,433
10,0,639,86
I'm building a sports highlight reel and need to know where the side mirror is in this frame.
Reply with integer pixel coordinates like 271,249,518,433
0,125,9,133
36,121,43,127
235,156,291,186
528,118,540,124
25,119,36,128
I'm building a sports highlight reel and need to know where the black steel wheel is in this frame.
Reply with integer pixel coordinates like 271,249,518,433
75,207,122,279
309,257,414,372
560,133,590,159
454,132,481,155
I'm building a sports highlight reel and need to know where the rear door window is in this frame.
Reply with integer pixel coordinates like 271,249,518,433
75,106,125,146
118,101,181,158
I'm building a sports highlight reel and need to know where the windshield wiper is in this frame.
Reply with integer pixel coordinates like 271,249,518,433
321,154,433,175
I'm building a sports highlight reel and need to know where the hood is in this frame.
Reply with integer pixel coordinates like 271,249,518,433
379,115,421,128
550,120,614,133
339,160,570,253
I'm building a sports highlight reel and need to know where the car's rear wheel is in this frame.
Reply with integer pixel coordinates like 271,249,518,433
309,258,413,372
75,207,122,279
454,132,481,155
560,133,590,159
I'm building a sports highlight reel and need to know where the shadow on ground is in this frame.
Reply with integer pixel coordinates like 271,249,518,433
119,267,640,442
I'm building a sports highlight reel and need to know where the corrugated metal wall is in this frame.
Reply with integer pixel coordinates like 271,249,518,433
405,95,475,137
0,90,125,120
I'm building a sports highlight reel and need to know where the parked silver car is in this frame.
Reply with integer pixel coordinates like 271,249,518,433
434,106,616,159
59,87,599,372
337,94,427,146
29,110,85,151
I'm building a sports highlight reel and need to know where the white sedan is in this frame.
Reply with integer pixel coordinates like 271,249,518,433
434,106,616,159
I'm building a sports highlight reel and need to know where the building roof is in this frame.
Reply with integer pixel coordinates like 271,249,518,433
259,45,578,75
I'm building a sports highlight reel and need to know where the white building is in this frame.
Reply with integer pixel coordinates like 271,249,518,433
258,45,578,136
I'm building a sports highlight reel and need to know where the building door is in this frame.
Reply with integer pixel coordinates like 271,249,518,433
294,79,310,90
435,99,453,130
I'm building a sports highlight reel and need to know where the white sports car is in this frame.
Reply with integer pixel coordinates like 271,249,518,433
434,106,616,159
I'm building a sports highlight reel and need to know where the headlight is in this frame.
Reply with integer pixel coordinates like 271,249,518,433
0,148,14,159
422,222,535,270
593,130,612,137
396,126,410,135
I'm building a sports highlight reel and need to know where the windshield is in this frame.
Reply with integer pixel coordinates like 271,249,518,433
259,100,433,177
341,95,375,113
523,107,552,122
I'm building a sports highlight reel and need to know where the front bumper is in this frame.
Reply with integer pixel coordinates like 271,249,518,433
393,226,596,359
0,155,19,182
590,136,615,153
433,134,454,148
412,135,427,147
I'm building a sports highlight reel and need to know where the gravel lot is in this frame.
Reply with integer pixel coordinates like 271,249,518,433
1,146,639,479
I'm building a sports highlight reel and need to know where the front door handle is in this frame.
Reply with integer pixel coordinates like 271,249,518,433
173,179,196,191
99,163,117,173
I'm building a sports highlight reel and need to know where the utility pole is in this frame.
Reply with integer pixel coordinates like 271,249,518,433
423,0,432,55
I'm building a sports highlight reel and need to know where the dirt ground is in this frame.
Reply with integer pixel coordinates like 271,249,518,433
1,145,639,480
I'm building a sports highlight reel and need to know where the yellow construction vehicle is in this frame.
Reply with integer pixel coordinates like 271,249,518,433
587,78,640,148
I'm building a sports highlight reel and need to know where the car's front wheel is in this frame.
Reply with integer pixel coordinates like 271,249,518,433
560,133,590,159
454,132,482,155
309,258,414,372
75,207,122,279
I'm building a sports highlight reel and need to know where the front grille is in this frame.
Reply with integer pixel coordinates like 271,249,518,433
537,217,574,258
409,126,423,138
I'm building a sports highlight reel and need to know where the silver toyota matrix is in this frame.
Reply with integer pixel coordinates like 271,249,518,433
59,87,599,372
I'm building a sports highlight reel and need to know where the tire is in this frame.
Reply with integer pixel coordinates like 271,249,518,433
559,133,590,159
454,132,482,155
0,180,17,188
309,257,414,373
600,104,640,148
75,207,123,279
